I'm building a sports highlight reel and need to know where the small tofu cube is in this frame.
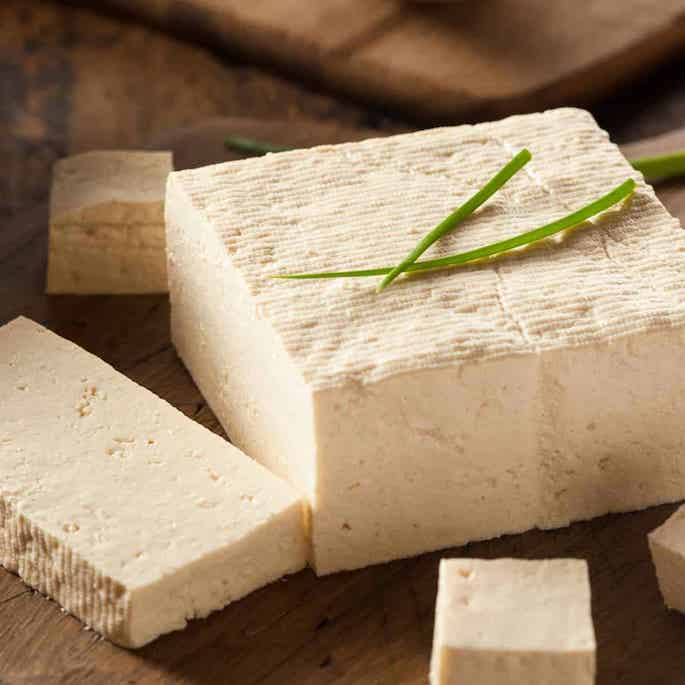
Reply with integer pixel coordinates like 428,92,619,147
648,505,685,613
0,317,307,647
47,150,173,294
430,558,596,685
166,107,685,574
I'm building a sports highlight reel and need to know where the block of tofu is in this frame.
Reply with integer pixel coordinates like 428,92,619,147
648,505,685,613
0,317,306,648
47,151,173,294
429,558,596,685
166,107,685,575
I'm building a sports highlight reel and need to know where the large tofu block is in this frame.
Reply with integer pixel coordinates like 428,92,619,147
648,505,685,613
430,558,596,684
166,107,685,575
0,317,307,647
47,151,172,294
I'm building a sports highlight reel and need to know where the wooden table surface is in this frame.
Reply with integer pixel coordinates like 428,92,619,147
2,2,685,684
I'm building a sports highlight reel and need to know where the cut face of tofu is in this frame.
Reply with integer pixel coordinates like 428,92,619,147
430,558,596,685
166,107,685,574
648,505,685,614
47,151,173,294
0,317,307,648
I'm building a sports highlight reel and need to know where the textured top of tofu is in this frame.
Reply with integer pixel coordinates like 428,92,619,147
436,558,596,652
649,505,685,555
169,108,685,389
51,150,173,223
0,317,302,589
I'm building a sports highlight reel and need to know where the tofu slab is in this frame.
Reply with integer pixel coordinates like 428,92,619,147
166,107,685,574
0,317,306,647
430,558,596,684
47,151,172,294
648,505,685,614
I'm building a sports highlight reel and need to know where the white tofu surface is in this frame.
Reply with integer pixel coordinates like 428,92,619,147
47,151,172,294
649,505,685,614
0,317,306,647
166,107,685,574
430,558,596,684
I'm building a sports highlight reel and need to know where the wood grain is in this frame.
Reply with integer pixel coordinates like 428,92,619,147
72,0,685,121
1,117,685,684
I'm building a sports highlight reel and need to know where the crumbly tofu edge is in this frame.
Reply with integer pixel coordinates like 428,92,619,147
46,217,168,294
1,495,306,648
649,507,685,615
46,151,173,294
430,559,596,684
0,316,309,647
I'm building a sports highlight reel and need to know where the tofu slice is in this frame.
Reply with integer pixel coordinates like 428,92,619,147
648,505,685,614
166,107,685,575
0,317,306,648
47,151,172,294
430,558,596,685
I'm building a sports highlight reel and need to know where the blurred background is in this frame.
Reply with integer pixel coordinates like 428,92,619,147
3,0,685,236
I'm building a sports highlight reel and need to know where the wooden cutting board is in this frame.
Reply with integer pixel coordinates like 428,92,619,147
2,119,685,685
76,0,685,121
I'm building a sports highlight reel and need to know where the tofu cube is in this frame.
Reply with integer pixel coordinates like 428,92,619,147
0,317,306,647
47,150,172,294
430,558,596,684
648,505,685,613
166,107,685,574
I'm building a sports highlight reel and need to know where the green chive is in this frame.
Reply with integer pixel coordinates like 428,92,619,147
631,151,685,182
274,179,636,281
224,136,292,156
377,149,532,292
